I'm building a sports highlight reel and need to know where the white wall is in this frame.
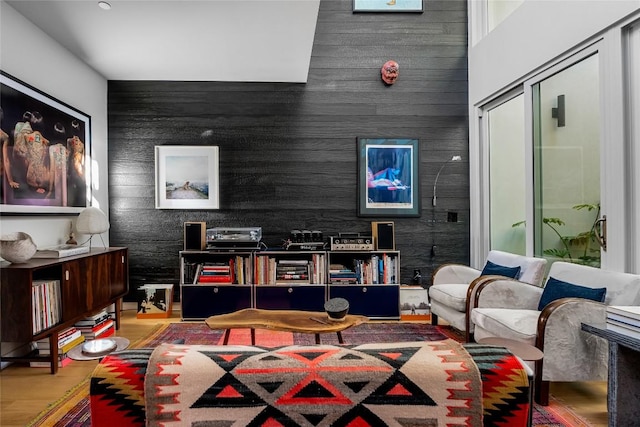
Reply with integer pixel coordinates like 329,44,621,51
469,0,640,105
0,1,109,250
468,0,640,268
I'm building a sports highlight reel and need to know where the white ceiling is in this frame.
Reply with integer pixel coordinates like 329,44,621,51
6,0,320,82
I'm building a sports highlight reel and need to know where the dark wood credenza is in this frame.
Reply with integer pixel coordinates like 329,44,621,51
1,247,128,374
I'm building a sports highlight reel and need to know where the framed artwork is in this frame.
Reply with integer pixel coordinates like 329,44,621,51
353,0,424,13
155,145,220,210
0,71,91,214
357,137,420,217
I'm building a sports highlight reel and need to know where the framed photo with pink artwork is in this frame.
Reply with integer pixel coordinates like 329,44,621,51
357,137,420,217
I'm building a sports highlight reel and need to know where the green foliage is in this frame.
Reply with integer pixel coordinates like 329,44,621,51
512,203,601,267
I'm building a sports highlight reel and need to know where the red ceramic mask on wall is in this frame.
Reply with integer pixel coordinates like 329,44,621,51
381,60,399,85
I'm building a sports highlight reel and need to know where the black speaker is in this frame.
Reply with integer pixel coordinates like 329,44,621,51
184,222,206,250
372,221,395,250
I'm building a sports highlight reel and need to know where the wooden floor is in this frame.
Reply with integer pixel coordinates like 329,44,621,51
0,303,608,427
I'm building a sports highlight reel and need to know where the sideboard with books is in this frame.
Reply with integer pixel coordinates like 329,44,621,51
327,250,400,320
179,250,253,320
253,250,327,312
179,249,400,321
0,247,128,374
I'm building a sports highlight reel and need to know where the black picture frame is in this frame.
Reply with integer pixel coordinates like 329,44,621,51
0,71,91,215
357,137,420,217
353,0,424,13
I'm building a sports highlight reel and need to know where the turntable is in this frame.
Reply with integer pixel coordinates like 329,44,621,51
206,227,262,249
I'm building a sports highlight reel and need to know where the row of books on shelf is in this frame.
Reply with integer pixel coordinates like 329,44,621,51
30,310,114,368
329,254,397,285
254,254,326,285
32,279,62,335
192,256,250,284
606,306,640,340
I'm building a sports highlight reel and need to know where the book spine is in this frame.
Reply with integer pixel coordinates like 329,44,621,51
198,276,232,283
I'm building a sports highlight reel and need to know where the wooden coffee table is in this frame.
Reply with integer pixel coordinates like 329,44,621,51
205,308,368,345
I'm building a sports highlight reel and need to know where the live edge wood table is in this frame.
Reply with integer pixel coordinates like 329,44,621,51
205,308,368,345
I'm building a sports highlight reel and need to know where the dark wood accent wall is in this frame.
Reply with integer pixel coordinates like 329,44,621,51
108,0,469,298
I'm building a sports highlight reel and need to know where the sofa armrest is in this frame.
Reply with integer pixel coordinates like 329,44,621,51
536,298,608,381
472,278,543,310
432,263,481,285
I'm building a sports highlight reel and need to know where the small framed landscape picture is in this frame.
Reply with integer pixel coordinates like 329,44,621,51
357,137,420,217
353,0,424,13
155,145,219,210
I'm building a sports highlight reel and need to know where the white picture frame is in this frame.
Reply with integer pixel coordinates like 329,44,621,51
155,145,219,210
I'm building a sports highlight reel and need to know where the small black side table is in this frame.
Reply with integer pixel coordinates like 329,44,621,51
581,322,640,427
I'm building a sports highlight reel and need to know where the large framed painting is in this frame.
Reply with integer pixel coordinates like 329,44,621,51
155,145,220,210
353,0,424,13
358,137,420,217
0,71,91,214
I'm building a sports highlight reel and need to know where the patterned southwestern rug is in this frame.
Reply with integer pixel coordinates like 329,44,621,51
27,322,594,427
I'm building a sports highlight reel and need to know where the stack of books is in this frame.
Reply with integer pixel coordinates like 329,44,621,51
275,260,311,284
606,306,640,339
30,326,85,368
329,264,358,285
194,262,235,284
75,310,115,340
32,244,90,259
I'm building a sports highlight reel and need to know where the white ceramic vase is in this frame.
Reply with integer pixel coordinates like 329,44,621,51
0,232,37,263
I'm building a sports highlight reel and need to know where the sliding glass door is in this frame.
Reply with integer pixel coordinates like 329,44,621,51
486,94,526,255
532,54,602,266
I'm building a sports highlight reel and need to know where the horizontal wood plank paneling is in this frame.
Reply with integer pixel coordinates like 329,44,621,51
108,0,470,298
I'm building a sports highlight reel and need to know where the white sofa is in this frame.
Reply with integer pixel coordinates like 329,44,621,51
470,261,640,405
429,250,547,339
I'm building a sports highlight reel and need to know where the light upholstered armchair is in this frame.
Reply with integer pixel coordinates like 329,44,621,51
428,250,547,339
469,261,640,405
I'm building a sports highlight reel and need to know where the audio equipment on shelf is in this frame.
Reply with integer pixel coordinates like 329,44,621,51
371,221,395,250
330,234,374,251
184,222,206,251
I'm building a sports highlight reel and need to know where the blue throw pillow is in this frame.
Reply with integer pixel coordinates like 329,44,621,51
537,276,606,311
481,260,521,279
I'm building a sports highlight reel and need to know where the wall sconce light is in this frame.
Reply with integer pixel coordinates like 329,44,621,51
76,207,110,247
551,94,566,127
432,155,462,207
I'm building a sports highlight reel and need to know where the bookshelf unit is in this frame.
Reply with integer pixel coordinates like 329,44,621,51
0,247,128,374
178,249,400,320
254,251,327,312
180,250,253,320
327,250,400,320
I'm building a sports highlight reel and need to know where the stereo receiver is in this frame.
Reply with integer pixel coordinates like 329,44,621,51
330,236,374,251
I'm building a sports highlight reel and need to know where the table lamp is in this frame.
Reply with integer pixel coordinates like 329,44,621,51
76,207,110,247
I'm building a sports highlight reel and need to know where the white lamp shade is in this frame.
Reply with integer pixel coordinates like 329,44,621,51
76,207,110,235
